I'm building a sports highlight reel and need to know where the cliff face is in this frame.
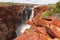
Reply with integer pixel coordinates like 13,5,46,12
0,5,25,40
0,4,33,40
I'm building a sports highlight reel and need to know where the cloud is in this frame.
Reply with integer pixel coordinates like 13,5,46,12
0,0,60,4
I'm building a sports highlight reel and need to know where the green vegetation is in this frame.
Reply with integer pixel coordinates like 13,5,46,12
0,2,37,6
48,1,60,13
48,4,56,9
48,4,56,12
56,1,60,8
41,1,60,18
40,11,51,18
0,2,20,6
55,7,60,13
55,1,60,13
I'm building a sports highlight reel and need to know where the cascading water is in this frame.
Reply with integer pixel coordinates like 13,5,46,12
16,6,34,36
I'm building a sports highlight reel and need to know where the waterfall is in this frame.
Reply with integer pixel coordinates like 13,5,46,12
29,7,34,21
16,6,34,36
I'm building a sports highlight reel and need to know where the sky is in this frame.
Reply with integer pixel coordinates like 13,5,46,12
0,0,60,4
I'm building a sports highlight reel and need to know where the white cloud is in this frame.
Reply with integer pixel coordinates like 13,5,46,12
0,0,60,4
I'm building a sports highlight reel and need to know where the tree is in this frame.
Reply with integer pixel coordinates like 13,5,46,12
55,1,60,13
56,1,60,8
